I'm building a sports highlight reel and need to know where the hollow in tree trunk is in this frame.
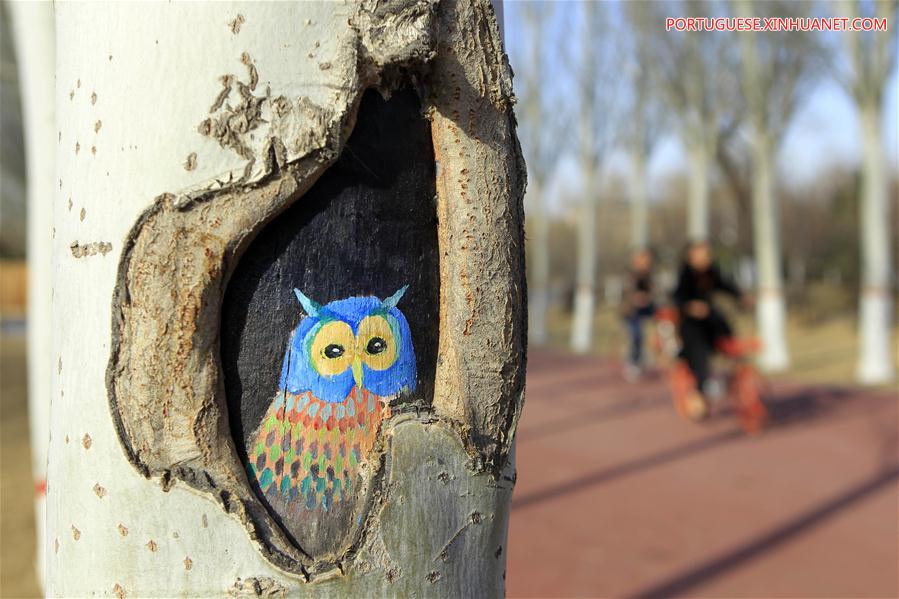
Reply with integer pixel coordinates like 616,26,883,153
48,2,525,595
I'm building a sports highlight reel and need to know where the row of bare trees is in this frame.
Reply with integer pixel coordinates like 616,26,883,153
511,0,896,383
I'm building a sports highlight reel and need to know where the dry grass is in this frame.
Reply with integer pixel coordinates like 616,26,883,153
0,334,40,598
0,261,27,318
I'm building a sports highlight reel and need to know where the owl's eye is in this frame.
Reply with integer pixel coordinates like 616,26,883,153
323,344,345,359
309,320,355,376
356,315,398,371
366,337,387,355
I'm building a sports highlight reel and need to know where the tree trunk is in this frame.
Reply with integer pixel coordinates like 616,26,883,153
521,1,550,348
571,167,597,354
856,102,894,383
528,178,551,346
750,131,790,371
686,140,709,241
570,0,598,355
630,146,649,249
48,2,525,596
8,1,55,588
736,1,790,373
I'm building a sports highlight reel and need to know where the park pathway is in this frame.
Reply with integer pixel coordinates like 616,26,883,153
507,350,898,598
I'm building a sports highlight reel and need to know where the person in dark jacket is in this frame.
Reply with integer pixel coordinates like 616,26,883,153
621,248,656,379
673,241,750,395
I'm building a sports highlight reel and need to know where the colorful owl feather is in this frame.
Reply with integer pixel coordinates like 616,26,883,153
245,288,415,555
247,387,389,512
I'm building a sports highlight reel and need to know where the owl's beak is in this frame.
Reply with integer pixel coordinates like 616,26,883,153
352,356,364,388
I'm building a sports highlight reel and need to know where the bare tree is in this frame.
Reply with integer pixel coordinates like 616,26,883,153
714,118,753,254
513,2,564,346
622,3,667,249
735,0,821,371
835,0,897,383
644,1,742,241
570,1,622,353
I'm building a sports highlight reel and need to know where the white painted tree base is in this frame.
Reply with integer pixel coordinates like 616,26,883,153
570,288,594,354
756,293,790,372
856,292,896,384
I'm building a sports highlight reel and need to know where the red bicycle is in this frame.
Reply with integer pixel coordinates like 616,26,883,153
654,306,769,434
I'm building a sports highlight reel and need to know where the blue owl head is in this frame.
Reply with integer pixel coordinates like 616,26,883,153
278,286,417,403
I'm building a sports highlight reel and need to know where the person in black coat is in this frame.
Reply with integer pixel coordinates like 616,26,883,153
673,241,750,393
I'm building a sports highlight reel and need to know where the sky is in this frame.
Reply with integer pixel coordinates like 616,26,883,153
502,1,899,209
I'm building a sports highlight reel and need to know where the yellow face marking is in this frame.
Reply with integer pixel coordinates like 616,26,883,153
309,320,355,376
356,315,398,371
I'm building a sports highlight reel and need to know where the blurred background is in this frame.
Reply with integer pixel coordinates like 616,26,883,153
499,1,898,597
503,0,898,376
1,1,897,597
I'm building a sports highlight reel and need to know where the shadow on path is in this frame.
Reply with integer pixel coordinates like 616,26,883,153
524,370,624,397
518,394,669,442
513,428,746,511
627,465,899,599
513,386,879,512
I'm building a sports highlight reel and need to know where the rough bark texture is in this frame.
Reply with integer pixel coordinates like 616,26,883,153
50,0,524,595
427,0,527,469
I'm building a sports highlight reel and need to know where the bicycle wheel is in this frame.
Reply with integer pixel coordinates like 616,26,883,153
732,364,768,434
669,360,707,421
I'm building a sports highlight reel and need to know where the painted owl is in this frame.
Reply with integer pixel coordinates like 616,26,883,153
246,286,415,552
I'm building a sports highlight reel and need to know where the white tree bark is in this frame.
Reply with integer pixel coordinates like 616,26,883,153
686,140,709,241
570,0,599,354
518,3,559,346
856,102,895,383
621,3,662,251
49,2,523,596
839,0,896,384
749,131,790,371
519,3,552,347
8,1,55,588
737,2,791,372
571,167,597,354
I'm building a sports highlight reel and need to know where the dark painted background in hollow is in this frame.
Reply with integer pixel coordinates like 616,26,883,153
221,88,439,461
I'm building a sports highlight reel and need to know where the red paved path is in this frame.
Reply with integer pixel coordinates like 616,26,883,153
507,351,898,598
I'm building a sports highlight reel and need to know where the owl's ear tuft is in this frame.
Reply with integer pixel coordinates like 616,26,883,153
293,288,322,317
381,285,409,309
